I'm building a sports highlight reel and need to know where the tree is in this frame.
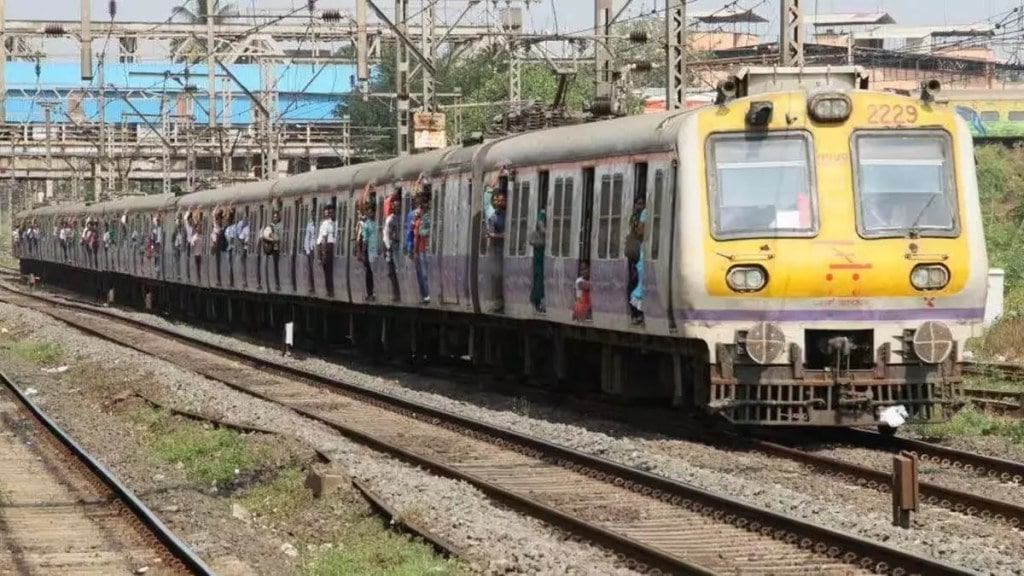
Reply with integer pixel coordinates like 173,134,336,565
339,46,597,156
169,0,240,63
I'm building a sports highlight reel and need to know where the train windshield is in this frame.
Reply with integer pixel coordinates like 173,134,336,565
853,132,958,238
708,133,816,239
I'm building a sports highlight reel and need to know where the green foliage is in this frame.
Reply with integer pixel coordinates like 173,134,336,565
339,15,679,155
239,466,313,524
130,406,265,485
9,340,65,366
976,145,1024,315
913,403,1024,445
302,517,461,576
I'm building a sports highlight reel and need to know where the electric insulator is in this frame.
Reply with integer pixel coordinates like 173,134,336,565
44,24,66,37
109,0,117,18
632,61,653,72
322,9,342,22
629,30,649,44
34,60,41,79
307,0,317,11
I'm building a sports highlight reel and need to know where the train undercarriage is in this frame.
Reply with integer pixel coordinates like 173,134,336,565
17,259,963,431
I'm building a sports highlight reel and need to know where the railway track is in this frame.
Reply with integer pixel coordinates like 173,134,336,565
0,283,975,574
0,368,211,575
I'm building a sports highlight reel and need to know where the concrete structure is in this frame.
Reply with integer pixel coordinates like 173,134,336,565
0,59,357,204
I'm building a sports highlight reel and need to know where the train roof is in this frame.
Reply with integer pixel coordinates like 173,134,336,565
481,110,690,169
23,108,695,220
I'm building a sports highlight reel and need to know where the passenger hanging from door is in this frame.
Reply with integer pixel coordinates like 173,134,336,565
189,211,203,283
626,194,648,325
484,166,508,314
236,213,250,288
357,191,378,302
383,191,402,302
317,204,337,297
303,208,317,294
529,209,546,313
261,210,282,291
149,214,162,277
172,212,184,281
211,206,226,287
414,179,433,304
225,208,237,287
573,262,592,321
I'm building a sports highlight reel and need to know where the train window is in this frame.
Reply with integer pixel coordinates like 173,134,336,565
551,178,564,257
596,174,623,259
597,176,610,259
707,132,816,239
1010,111,1024,122
980,111,1000,122
610,174,623,259
510,181,530,257
651,170,665,260
431,181,446,255
851,131,958,239
561,177,574,257
338,197,347,257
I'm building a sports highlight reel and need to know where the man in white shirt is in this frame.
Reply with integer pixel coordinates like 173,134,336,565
317,205,337,297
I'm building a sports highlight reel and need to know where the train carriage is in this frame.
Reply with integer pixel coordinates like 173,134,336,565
15,65,987,432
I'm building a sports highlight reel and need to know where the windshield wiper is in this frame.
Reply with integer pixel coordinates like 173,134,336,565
906,193,939,239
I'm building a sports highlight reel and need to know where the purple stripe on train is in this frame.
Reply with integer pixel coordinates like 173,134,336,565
679,307,985,322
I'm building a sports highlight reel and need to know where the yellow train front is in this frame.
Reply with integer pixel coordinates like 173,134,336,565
677,67,987,430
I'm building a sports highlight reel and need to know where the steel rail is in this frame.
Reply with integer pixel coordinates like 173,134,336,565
0,368,213,576
0,282,978,576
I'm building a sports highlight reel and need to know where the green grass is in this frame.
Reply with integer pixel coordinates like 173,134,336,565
912,404,1024,445
302,517,461,576
9,340,65,365
239,466,313,524
128,405,266,485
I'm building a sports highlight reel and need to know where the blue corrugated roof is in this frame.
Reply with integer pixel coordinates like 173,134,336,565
4,60,358,124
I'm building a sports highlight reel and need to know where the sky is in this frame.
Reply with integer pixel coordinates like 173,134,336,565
6,0,1020,34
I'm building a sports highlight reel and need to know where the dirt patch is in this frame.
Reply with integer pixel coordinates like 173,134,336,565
0,322,462,575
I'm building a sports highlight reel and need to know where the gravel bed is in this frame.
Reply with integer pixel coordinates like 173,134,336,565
807,444,1024,506
74,300,1024,575
0,301,640,576
904,426,1024,465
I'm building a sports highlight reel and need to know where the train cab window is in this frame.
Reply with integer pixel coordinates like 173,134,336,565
651,170,665,260
980,111,1000,122
1010,111,1024,122
852,131,957,238
707,133,816,239
508,181,530,256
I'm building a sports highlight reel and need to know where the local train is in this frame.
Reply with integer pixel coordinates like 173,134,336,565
14,66,987,431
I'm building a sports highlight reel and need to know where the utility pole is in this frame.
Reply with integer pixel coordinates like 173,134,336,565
780,0,805,67
206,0,216,129
80,0,92,80
420,1,435,113
43,102,52,201
1,0,7,122
505,5,522,111
356,0,369,99
97,56,106,200
665,0,687,110
394,0,410,156
594,0,614,107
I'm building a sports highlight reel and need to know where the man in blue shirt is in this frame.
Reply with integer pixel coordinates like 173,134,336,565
486,185,507,313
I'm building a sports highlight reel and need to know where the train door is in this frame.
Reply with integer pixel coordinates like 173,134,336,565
440,174,461,306
336,192,351,303
431,177,448,304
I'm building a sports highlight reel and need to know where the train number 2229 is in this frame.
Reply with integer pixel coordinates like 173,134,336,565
866,104,918,125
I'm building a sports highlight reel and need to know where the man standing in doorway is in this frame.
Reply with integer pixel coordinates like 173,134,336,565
317,205,337,297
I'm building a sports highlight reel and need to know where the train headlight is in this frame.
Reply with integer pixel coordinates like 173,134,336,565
808,93,852,123
726,265,768,292
912,320,954,364
910,264,949,291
